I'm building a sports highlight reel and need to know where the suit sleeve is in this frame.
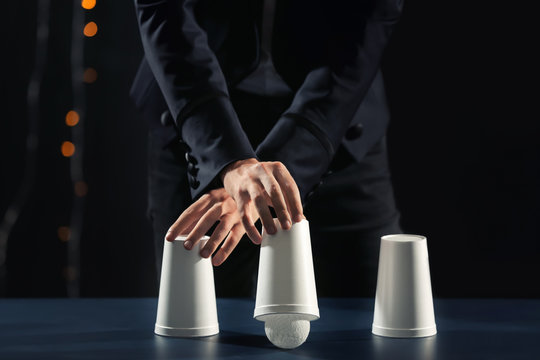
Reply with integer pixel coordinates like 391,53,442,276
134,0,256,199
256,0,403,201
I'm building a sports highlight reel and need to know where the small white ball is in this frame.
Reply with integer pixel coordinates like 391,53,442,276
264,314,311,349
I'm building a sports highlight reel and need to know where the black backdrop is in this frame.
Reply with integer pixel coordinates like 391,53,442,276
2,1,538,298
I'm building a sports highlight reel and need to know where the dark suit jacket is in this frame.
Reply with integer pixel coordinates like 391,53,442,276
131,0,403,201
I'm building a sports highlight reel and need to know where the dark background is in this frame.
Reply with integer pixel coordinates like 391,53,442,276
1,1,538,298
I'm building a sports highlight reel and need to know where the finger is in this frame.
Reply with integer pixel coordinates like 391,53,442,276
240,198,262,244
172,212,201,240
180,218,198,236
278,189,306,222
165,195,213,241
199,214,234,258
212,224,245,266
259,171,291,230
249,184,276,235
273,164,304,223
184,204,222,250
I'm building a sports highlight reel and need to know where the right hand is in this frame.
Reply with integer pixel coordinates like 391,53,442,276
165,187,257,266
220,158,304,244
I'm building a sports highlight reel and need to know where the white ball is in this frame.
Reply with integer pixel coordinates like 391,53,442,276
264,314,311,349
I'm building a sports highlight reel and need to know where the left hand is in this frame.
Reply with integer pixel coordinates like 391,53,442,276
165,188,256,266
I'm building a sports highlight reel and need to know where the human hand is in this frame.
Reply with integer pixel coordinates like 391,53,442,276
165,188,255,266
220,158,303,244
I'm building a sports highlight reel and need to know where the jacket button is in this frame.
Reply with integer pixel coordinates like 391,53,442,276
185,153,198,165
187,162,199,176
189,177,200,189
345,123,363,140
160,110,173,126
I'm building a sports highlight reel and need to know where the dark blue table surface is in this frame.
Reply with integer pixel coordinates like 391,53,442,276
0,298,539,360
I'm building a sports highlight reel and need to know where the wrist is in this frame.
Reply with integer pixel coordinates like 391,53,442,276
219,158,258,183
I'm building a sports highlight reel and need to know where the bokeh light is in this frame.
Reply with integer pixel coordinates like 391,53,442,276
81,0,96,10
61,141,76,157
65,110,80,126
63,266,77,281
74,181,88,197
58,226,71,242
83,22,98,37
83,68,97,83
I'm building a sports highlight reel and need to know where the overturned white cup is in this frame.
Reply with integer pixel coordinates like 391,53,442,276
372,234,437,338
254,219,320,349
154,236,219,337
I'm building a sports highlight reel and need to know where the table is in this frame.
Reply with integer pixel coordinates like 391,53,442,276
1,298,539,359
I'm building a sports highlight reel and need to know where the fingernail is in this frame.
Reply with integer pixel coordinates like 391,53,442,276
184,241,191,249
294,215,303,223
268,226,276,234
200,249,210,258
283,220,291,229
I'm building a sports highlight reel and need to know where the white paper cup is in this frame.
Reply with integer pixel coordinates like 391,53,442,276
254,219,319,321
154,236,219,337
372,234,437,338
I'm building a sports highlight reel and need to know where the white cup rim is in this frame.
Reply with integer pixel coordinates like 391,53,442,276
381,234,426,242
171,235,210,242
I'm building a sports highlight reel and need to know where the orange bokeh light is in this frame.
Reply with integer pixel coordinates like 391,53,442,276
81,0,96,10
83,22,98,37
83,68,97,83
74,181,88,197
61,141,76,157
65,110,79,126
58,226,71,242
63,266,77,281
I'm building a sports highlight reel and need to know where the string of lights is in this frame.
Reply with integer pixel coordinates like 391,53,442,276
0,0,51,296
63,0,98,297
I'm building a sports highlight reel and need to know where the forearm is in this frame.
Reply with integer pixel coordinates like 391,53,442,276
257,0,403,200
134,0,229,122
134,0,256,198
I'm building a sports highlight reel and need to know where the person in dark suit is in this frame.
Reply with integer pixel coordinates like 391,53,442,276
131,0,403,296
